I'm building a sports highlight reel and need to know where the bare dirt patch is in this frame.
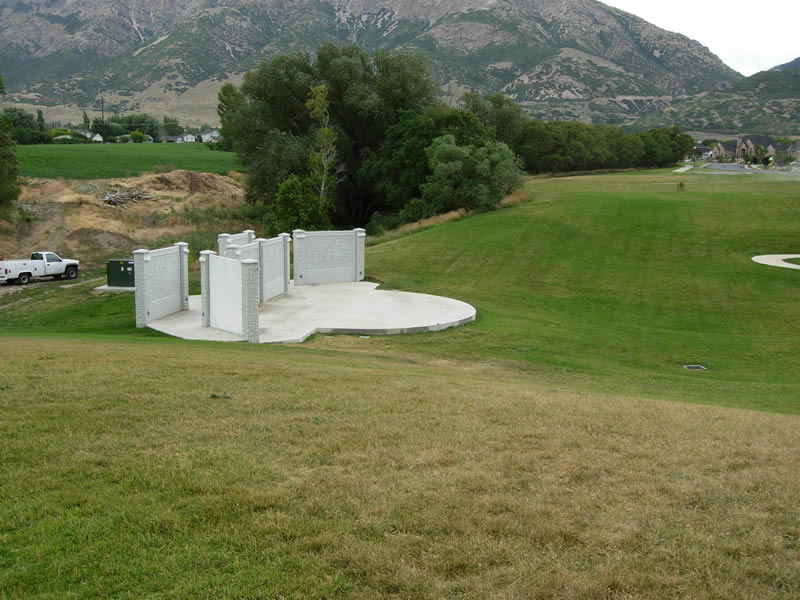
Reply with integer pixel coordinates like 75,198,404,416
65,228,139,255
119,170,242,198
1,171,247,263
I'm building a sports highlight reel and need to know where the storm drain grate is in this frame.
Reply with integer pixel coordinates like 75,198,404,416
683,364,707,371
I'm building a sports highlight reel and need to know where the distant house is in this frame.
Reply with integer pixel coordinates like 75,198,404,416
737,135,778,159
200,129,221,143
91,133,103,143
166,133,197,143
712,140,737,160
711,135,799,161
693,144,712,160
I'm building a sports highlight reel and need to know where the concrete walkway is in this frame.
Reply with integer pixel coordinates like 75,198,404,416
752,255,800,271
148,281,477,343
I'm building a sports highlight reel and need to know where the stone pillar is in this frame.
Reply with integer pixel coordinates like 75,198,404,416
217,233,232,255
133,249,150,328
174,242,189,310
280,233,291,293
241,259,260,343
292,229,305,285
199,250,215,328
354,228,366,281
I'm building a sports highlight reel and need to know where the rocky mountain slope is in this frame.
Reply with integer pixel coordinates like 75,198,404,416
633,62,800,135
0,0,754,127
772,57,800,72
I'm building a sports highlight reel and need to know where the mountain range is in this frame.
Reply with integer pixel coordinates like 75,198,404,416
0,0,797,134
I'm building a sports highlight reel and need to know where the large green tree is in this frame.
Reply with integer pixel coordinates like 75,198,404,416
224,43,435,226
360,104,495,216
3,107,36,130
162,115,184,137
420,135,522,214
109,113,160,140
0,79,21,207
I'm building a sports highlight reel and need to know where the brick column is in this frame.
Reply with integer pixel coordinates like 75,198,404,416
199,250,215,328
133,249,150,327
241,259,260,343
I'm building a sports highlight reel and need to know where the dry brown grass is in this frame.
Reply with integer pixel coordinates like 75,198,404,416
1,172,246,260
1,336,798,598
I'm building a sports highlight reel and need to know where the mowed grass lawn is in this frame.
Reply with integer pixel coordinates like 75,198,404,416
15,143,240,179
366,171,800,413
1,171,799,598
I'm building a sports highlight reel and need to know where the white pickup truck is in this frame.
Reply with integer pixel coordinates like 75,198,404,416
0,252,80,285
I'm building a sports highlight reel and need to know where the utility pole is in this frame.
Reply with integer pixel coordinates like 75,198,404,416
100,97,105,142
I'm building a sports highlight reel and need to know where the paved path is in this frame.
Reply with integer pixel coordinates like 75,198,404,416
752,255,800,271
148,281,477,344
673,165,693,173
701,163,753,173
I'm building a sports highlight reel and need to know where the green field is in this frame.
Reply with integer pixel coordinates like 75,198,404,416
1,171,799,598
15,143,240,179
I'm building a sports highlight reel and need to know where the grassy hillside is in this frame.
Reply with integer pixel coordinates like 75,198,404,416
1,336,798,599
366,171,800,413
15,144,240,179
1,171,799,597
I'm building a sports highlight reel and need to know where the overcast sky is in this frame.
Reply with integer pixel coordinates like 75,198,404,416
601,1,799,76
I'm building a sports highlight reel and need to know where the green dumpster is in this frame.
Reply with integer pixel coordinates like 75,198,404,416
107,259,135,287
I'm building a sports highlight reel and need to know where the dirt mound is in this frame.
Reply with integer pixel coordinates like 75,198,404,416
2,170,249,265
66,228,138,254
121,170,242,196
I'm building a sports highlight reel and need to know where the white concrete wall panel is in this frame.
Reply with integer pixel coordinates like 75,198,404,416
259,235,290,302
209,254,243,335
148,247,182,321
218,230,255,255
133,243,188,326
292,229,366,285
237,241,260,263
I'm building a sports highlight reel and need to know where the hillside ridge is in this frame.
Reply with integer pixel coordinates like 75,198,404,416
1,0,743,127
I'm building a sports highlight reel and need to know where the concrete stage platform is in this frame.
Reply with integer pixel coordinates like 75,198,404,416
752,254,800,271
148,281,476,344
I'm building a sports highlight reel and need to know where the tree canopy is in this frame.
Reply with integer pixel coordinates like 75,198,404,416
222,43,438,228
220,44,695,234
0,102,21,207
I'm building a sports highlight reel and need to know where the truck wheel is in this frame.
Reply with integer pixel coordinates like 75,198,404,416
65,266,78,280
18,273,31,285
